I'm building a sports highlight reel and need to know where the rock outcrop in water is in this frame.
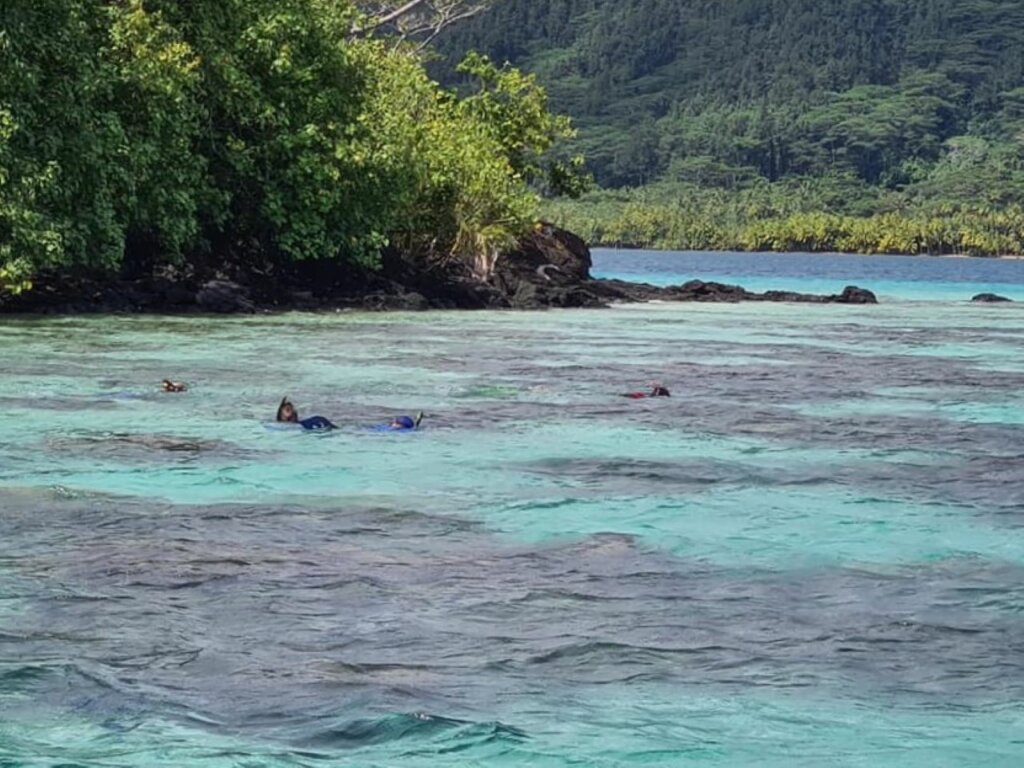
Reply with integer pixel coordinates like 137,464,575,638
971,293,1013,303
490,224,607,310
588,279,877,305
0,224,878,313
432,226,877,309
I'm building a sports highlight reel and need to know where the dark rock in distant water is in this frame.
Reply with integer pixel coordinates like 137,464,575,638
834,286,878,304
0,224,879,314
971,293,1013,303
587,278,877,306
196,280,255,313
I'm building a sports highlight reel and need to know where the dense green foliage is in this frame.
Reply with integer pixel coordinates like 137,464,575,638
0,0,575,295
440,0,1024,254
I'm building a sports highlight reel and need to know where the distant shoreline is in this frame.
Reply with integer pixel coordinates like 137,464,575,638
0,226,888,315
588,245,1024,260
4,225,1018,316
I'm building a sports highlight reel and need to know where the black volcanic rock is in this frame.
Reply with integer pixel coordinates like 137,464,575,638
972,293,1013,303
361,290,430,311
834,285,878,304
196,280,255,313
585,277,877,306
0,224,882,314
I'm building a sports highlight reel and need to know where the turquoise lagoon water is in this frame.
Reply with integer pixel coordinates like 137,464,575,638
2,251,1024,766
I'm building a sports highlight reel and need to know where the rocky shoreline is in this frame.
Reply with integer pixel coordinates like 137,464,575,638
0,225,885,314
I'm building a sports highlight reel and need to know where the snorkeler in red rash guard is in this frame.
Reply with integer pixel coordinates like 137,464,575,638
621,383,671,399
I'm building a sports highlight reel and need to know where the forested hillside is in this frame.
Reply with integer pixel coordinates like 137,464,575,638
439,0,1024,254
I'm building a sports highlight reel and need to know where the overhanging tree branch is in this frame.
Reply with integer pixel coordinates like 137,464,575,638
355,0,429,34
350,0,491,45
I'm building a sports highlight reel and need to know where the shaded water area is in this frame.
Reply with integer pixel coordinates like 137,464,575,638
3,252,1024,766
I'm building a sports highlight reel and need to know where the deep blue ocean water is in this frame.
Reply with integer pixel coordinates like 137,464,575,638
2,250,1024,766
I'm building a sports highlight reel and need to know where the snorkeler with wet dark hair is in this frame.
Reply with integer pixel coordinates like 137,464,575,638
276,397,337,431
161,379,188,393
276,397,297,423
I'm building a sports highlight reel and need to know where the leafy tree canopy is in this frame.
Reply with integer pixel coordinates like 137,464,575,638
0,0,579,295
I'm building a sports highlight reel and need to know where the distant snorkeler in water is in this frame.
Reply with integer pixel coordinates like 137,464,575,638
161,379,188,393
276,397,337,431
388,412,425,430
621,382,671,399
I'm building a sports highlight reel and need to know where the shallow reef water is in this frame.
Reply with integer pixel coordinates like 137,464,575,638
1,251,1024,766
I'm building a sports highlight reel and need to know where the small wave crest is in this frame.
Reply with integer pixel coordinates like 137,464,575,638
300,712,527,750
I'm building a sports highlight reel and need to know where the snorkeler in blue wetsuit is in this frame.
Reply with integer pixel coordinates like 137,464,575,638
366,412,424,432
388,412,424,430
276,397,337,431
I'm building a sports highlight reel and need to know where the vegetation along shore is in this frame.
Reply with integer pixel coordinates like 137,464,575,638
0,1,589,312
5,0,1024,315
547,195,1024,258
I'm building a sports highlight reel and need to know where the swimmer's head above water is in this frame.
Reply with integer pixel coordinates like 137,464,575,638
161,379,188,393
650,383,670,397
389,412,424,430
277,397,299,423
